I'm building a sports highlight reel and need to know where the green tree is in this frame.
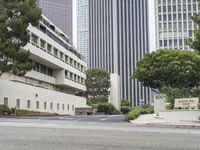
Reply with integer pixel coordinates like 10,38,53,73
85,68,110,104
133,49,200,90
0,0,41,76
189,0,200,52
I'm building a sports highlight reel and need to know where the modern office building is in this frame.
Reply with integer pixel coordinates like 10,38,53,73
88,0,151,106
155,0,199,50
37,0,73,43
77,0,89,65
0,15,87,115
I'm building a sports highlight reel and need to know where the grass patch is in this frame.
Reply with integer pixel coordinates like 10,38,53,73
124,105,154,121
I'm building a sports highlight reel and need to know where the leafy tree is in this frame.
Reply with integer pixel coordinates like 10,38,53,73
85,68,110,103
0,0,41,76
189,0,200,52
133,49,200,90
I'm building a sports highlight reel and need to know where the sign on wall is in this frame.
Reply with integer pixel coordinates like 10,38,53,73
174,98,199,110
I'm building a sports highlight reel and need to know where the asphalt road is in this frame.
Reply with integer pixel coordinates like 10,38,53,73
0,115,200,150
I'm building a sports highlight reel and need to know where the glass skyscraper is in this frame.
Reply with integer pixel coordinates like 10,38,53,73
88,0,151,106
77,0,89,65
37,0,73,43
155,0,199,50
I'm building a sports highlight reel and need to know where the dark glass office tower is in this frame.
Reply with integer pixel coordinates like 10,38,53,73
88,0,151,106
37,0,73,43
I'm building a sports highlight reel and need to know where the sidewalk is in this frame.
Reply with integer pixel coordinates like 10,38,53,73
130,114,200,129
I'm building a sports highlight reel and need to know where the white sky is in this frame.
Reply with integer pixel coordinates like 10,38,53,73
73,0,78,48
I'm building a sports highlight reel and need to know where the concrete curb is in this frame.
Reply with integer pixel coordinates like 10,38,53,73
132,122,200,129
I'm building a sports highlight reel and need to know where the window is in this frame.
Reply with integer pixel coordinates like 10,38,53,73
62,104,65,110
65,70,68,78
40,64,46,74
60,52,63,59
34,62,40,72
74,61,77,67
57,103,59,110
40,39,46,49
81,65,84,72
36,101,39,109
54,48,58,56
169,40,172,47
4,97,8,106
44,102,47,109
70,72,73,80
50,103,53,110
74,74,77,81
159,40,162,47
70,58,73,65
173,14,176,20
67,104,70,111
179,39,183,46
47,68,53,77
31,34,38,44
27,100,31,109
47,44,52,53
16,99,20,109
65,55,69,62
164,40,167,47
168,6,171,12
168,14,172,21
72,105,75,111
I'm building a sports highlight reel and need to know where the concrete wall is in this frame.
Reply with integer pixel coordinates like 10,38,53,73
0,79,87,115
109,73,121,110
159,110,200,121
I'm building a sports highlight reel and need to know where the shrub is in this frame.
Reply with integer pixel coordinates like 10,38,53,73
121,100,132,114
0,105,15,115
124,105,154,121
121,106,133,115
121,100,131,107
97,103,120,115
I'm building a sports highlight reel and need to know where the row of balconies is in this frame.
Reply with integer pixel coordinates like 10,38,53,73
30,33,86,73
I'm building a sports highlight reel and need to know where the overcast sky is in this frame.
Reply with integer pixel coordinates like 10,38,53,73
73,0,156,52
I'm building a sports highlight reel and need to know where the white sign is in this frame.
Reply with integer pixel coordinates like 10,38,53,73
174,98,199,110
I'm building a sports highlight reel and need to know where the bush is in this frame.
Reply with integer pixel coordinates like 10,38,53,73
198,103,200,109
0,105,15,115
124,105,154,121
120,100,132,114
121,106,133,115
97,103,120,115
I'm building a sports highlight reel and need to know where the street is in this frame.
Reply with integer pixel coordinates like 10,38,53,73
0,115,200,150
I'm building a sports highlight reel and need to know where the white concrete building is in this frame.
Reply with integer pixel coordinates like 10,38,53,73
0,15,87,115
155,0,199,50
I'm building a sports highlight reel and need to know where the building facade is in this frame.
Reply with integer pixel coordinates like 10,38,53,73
37,0,73,43
77,0,89,65
88,0,151,106
0,16,87,115
155,0,199,50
